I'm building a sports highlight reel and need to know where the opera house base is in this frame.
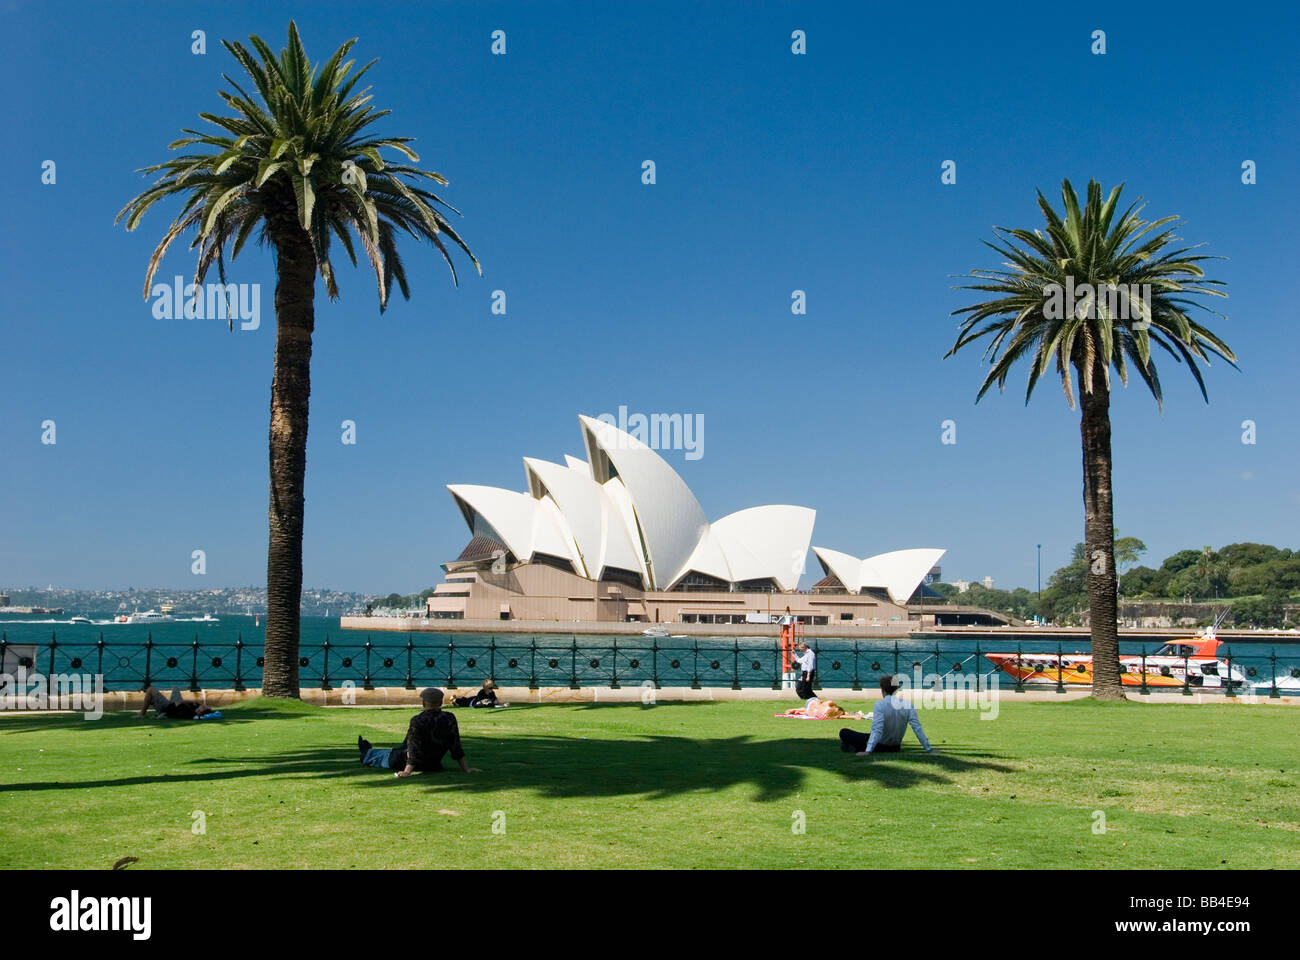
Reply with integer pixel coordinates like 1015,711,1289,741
340,615,925,638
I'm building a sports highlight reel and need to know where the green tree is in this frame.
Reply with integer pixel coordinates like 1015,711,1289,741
1218,542,1283,568
1232,592,1287,629
119,24,479,697
1120,564,1164,597
1161,549,1202,575
947,180,1235,699
1043,558,1089,622
1193,546,1229,598
1113,532,1147,573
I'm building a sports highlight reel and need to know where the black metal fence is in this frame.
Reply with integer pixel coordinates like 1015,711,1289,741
2,631,1297,698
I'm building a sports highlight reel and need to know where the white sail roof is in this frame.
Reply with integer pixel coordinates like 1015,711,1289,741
711,505,816,592
812,546,946,603
447,483,579,572
579,415,709,590
523,457,642,580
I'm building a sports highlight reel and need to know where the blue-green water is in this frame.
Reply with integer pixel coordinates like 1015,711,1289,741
2,614,1298,692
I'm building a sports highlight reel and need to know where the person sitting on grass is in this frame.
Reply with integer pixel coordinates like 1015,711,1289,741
138,685,217,720
451,678,509,709
838,675,933,755
358,687,481,777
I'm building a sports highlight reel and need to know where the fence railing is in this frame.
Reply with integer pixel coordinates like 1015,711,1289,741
2,632,1296,697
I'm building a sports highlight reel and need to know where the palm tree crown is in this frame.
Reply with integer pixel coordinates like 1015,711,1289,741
946,179,1235,404
117,20,479,313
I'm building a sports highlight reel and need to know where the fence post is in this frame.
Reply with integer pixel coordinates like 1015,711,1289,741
489,638,497,685
975,639,981,694
321,637,332,691
96,633,105,685
851,640,861,691
1181,648,1192,696
233,634,245,692
363,639,374,691
1014,645,1025,693
143,634,153,688
446,637,457,690
190,634,201,692
610,637,621,690
569,637,579,690
528,638,538,690
1139,646,1150,696
893,640,900,677
405,636,415,690
771,638,781,691
731,639,741,691
1224,646,1236,699
1269,648,1280,699
690,638,701,690
1054,643,1065,695
47,631,58,679
652,638,661,690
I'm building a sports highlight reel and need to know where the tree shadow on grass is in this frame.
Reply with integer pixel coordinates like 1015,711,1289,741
403,734,1017,802
0,699,339,734
1,733,1015,803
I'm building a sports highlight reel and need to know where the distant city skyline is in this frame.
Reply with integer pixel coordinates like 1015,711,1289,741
3,2,1296,594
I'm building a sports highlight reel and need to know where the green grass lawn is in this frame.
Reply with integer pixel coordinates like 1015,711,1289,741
1,697,1296,869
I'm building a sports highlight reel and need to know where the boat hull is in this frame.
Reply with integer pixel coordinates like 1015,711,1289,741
985,652,1243,688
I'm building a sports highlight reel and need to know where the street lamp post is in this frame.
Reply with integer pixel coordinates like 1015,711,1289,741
1036,544,1042,612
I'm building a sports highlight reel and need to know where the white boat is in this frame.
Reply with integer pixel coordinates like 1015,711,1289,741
642,626,671,637
126,609,174,624
1250,673,1300,695
69,616,92,625
194,612,219,623
987,630,1249,690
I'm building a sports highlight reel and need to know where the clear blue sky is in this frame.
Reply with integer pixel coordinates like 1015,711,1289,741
2,1,1297,594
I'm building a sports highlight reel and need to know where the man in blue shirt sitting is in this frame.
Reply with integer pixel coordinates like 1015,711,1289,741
839,674,933,755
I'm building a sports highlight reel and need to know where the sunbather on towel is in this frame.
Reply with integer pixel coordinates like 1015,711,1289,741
780,697,866,720
451,678,509,708
138,685,216,719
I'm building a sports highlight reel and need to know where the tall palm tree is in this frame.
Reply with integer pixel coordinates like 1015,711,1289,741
118,22,479,697
947,179,1235,699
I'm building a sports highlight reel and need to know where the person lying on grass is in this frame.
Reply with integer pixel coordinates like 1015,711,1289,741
838,675,934,755
358,687,481,777
138,685,218,720
451,678,510,709
780,697,867,720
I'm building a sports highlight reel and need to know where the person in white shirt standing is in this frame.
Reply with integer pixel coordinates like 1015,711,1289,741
839,674,933,754
793,642,817,700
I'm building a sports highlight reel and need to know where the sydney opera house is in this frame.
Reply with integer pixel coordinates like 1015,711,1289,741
425,416,944,627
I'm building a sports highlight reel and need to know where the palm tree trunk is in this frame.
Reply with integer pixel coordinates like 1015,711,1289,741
1079,365,1125,700
262,211,316,699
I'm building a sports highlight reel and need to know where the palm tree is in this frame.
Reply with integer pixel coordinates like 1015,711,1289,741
118,22,479,697
1194,545,1228,598
946,179,1235,700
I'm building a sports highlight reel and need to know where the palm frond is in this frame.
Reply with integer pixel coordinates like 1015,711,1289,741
947,178,1236,409
120,20,477,314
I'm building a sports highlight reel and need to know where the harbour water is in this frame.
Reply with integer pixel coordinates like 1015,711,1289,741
3,614,1298,693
